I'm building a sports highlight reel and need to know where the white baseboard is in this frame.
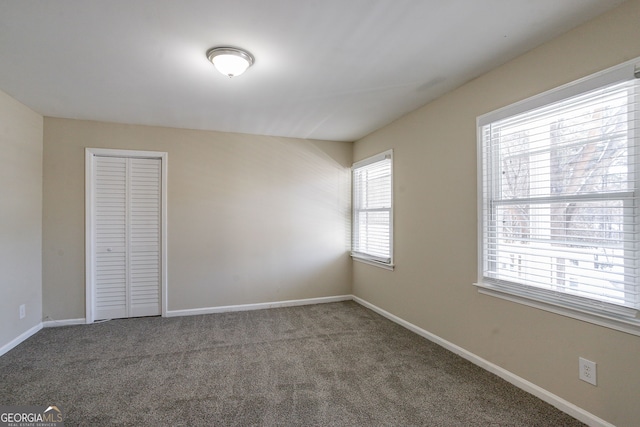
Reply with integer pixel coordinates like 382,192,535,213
43,318,86,328
166,295,353,318
352,296,614,427
0,322,43,357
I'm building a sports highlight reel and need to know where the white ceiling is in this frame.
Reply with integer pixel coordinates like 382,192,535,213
0,0,625,142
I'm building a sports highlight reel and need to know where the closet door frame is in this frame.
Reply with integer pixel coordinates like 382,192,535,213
85,148,168,324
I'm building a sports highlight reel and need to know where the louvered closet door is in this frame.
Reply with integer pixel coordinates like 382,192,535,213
128,158,161,317
94,156,161,320
95,157,127,319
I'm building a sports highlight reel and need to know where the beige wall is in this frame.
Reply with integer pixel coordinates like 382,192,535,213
0,89,43,349
43,119,352,320
353,1,640,426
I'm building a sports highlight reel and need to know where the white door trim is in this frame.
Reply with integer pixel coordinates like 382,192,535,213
85,148,168,323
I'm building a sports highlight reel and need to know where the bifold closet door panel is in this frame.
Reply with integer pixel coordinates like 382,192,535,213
94,157,128,320
128,158,161,317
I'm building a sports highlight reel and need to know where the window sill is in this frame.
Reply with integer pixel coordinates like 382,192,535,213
352,255,394,271
474,282,640,337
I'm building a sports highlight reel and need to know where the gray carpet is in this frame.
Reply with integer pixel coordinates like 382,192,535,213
0,301,584,426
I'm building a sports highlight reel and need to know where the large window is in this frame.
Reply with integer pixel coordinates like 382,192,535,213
477,59,640,333
352,150,393,269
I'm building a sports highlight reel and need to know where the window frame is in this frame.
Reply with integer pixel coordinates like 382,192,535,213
352,150,394,270
476,57,640,336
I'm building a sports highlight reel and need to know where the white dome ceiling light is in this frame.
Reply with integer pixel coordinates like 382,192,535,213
206,47,254,78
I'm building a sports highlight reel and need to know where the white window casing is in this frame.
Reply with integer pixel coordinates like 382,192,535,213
477,58,640,336
352,150,394,270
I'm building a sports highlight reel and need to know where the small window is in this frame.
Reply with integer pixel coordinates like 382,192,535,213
352,150,393,269
477,59,640,334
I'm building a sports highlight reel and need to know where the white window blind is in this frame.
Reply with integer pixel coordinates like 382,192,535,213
478,59,640,330
352,150,393,266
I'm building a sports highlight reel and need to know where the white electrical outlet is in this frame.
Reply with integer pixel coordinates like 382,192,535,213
579,357,597,386
19,304,26,319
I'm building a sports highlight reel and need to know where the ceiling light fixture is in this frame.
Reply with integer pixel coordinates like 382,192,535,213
206,47,254,78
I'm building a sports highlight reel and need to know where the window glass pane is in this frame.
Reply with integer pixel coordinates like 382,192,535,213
493,82,632,201
489,200,628,306
355,211,390,258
